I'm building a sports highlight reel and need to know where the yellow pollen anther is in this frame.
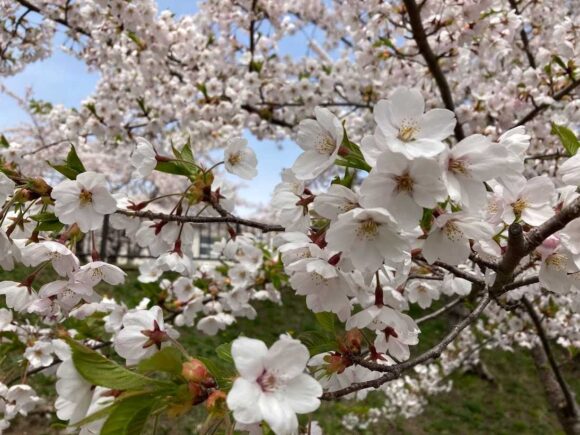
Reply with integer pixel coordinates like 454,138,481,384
398,124,418,142
448,158,469,175
79,189,93,205
315,134,336,155
512,198,528,215
395,172,414,192
356,218,380,240
228,152,242,166
443,221,463,241
546,253,567,271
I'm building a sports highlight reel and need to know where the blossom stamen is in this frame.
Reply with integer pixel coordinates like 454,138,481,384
78,189,93,205
355,219,380,241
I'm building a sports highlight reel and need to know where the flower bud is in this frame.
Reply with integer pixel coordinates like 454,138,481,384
182,358,211,383
28,177,52,196
338,329,362,355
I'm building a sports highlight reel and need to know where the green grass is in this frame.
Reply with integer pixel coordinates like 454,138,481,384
2,267,579,434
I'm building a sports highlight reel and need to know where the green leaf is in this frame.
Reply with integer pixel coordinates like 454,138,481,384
49,163,81,180
72,402,118,427
315,312,336,333
138,347,183,376
66,338,168,390
420,208,434,232
37,220,65,232
180,139,195,163
126,31,146,50
551,123,580,156
373,37,395,49
100,394,158,435
155,160,192,176
66,146,86,174
249,60,264,73
299,330,336,355
30,211,58,222
48,146,86,180
198,357,235,391
335,157,371,172
0,135,9,148
216,342,233,363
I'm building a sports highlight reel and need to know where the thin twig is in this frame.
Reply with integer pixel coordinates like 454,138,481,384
321,293,490,399
116,209,285,233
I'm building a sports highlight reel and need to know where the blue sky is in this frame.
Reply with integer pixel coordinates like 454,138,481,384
0,1,307,214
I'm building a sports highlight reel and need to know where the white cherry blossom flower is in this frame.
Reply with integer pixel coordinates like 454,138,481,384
422,212,494,265
292,107,343,180
21,241,80,278
137,259,163,283
114,305,179,365
442,134,522,210
131,137,157,178
407,280,440,309
310,353,384,400
312,184,359,221
502,176,555,226
498,126,530,157
326,208,409,273
0,308,13,330
0,281,37,312
227,335,322,435
3,385,41,419
287,246,352,321
224,137,258,180
0,172,15,204
371,87,455,160
52,171,117,232
559,153,580,187
272,169,311,232
197,312,235,335
75,261,126,288
24,341,54,368
441,275,472,296
360,151,447,228
55,357,93,425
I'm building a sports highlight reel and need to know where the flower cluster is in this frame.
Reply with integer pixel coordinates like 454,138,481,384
0,0,580,433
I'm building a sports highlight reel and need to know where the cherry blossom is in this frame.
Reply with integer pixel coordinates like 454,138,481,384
227,335,322,435
326,208,409,273
360,151,447,228
52,171,117,232
131,137,157,178
113,305,179,365
292,107,343,180
224,137,258,180
369,87,455,160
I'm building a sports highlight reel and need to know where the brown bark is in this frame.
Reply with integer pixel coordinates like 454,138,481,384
530,345,580,435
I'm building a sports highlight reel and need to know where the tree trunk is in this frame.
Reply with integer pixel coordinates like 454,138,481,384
530,345,580,435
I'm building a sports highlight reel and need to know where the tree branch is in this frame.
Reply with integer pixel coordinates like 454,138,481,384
116,209,285,233
402,0,465,140
416,297,462,324
512,80,580,128
508,0,537,69
321,293,490,399
13,0,90,36
522,296,579,431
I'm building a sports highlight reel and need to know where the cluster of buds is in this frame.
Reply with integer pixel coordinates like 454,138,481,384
324,329,363,375
181,358,219,406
